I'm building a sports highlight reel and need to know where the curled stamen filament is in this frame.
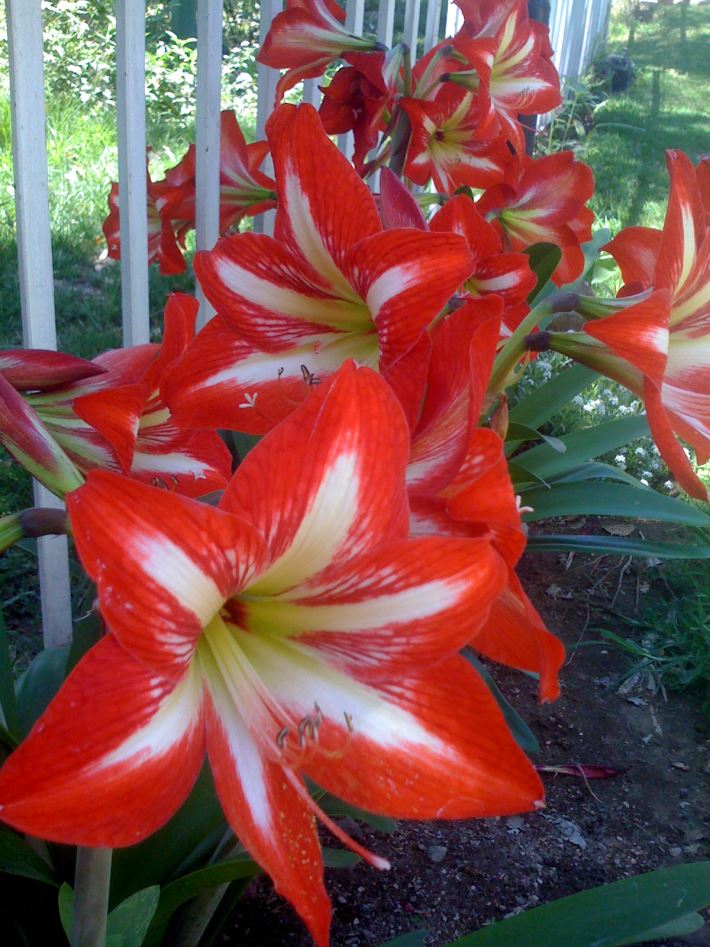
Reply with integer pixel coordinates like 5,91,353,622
282,767,391,871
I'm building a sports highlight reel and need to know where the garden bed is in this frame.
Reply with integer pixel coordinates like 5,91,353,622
227,543,710,946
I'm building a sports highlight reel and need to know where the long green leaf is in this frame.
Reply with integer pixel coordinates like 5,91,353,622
15,646,69,740
526,533,710,558
142,854,262,947
444,861,710,946
509,365,596,429
143,848,358,947
106,886,161,947
620,912,705,944
0,825,57,886
0,601,19,738
551,462,649,488
506,423,566,453
524,242,562,302
521,482,710,526
378,930,429,946
514,415,650,480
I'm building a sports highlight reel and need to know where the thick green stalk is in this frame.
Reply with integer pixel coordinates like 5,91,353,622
487,292,579,395
72,847,112,947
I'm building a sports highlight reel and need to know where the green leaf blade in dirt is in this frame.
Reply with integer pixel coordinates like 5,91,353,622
520,482,710,526
619,911,705,944
0,825,57,886
463,650,540,754
524,242,562,302
526,533,710,558
510,364,596,430
513,415,650,481
444,861,710,946
378,929,429,946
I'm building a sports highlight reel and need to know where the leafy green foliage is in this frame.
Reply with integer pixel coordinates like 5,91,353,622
444,861,710,946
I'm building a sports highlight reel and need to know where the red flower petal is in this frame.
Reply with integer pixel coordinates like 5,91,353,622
204,685,330,947
220,363,410,594
68,471,267,677
0,635,204,846
472,569,565,702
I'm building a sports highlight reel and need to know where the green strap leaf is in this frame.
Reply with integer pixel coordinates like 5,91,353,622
521,482,710,526
506,423,566,453
551,462,649,488
0,601,20,739
378,930,429,946
142,855,262,947
0,826,57,886
524,242,562,302
510,364,596,429
514,415,650,481
143,849,358,947
15,646,70,740
443,861,710,946
526,533,710,558
106,886,161,947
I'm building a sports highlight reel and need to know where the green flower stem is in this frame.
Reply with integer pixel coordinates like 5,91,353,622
72,847,112,947
487,292,579,395
0,507,70,553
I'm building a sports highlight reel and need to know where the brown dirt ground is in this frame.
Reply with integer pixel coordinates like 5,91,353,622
224,532,710,946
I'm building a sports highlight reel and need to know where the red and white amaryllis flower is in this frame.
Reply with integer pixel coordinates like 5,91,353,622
0,364,542,946
406,302,565,700
477,151,595,285
103,173,187,275
451,0,562,153
400,84,511,192
154,110,277,240
0,295,231,498
257,0,382,104
163,105,474,434
560,150,710,499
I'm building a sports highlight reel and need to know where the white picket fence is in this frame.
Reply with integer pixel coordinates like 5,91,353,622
4,0,611,649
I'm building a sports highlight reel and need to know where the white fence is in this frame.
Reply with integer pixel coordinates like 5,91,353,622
4,0,611,648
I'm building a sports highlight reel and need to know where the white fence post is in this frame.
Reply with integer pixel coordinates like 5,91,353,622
5,0,73,649
404,0,423,62
338,0,366,155
254,0,283,236
195,0,224,327
116,0,150,347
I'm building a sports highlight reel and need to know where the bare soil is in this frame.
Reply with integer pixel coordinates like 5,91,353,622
225,537,710,946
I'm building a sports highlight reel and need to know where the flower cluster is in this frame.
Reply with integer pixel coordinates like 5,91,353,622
545,151,710,500
0,93,576,945
1,6,707,946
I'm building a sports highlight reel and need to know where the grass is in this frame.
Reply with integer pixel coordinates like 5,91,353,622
594,556,710,709
582,2,710,231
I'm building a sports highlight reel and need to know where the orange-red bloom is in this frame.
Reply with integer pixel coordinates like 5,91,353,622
0,364,543,946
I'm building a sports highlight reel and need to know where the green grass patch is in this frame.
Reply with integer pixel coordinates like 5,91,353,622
583,2,710,231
